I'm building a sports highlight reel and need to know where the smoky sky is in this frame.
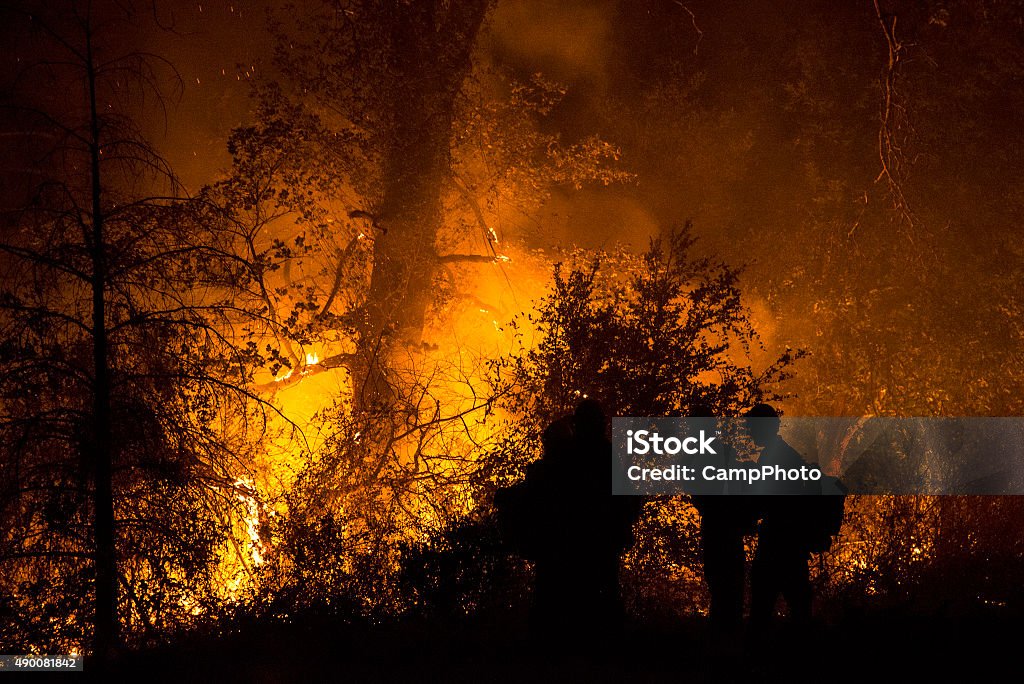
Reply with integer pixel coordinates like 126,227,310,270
142,0,630,189
142,2,695,183
14,1,1024,281
6,0,1024,416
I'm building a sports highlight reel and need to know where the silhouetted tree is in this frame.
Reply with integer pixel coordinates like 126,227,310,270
0,2,293,656
492,223,798,460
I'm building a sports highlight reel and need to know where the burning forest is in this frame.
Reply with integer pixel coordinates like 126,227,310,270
2,0,1024,680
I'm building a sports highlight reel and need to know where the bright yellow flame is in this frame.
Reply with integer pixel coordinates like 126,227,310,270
234,478,264,567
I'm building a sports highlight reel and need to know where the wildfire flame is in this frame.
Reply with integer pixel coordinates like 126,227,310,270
235,479,264,567
272,351,321,383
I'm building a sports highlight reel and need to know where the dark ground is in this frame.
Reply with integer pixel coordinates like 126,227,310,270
100,608,1018,683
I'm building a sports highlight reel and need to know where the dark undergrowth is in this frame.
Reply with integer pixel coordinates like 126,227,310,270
106,602,1019,683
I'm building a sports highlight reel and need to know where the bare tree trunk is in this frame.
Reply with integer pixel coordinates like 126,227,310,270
85,26,118,660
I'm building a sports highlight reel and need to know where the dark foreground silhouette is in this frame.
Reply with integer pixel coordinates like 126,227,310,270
111,608,1022,683
495,399,642,648
746,403,818,628
686,404,758,633
745,403,847,630
108,403,1008,682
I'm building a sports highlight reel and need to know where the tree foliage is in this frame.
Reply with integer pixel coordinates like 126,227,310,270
489,223,800,477
0,2,293,653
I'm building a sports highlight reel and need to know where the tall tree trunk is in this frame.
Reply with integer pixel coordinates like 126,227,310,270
366,97,452,346
355,1,490,407
85,26,118,660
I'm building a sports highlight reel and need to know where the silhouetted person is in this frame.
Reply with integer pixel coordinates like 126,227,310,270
523,414,578,636
570,399,642,635
745,403,815,629
494,416,573,567
495,399,640,649
687,404,757,633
